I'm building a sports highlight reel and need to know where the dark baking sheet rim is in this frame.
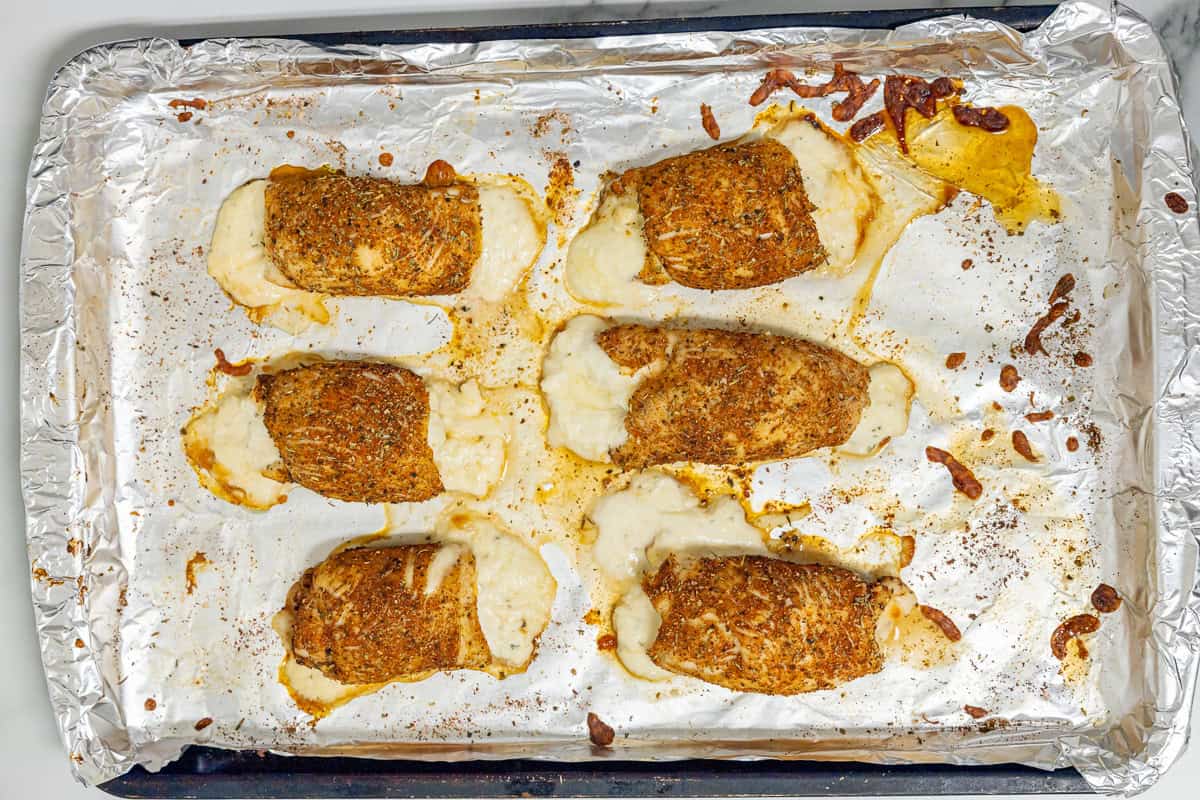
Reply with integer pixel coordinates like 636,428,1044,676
96,3,1087,797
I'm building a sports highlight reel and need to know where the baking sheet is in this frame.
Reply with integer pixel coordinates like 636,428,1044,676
19,1,1200,794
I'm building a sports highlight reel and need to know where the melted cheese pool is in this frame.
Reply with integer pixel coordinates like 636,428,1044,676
208,175,546,330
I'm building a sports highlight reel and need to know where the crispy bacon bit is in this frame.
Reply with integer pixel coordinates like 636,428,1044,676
195,717,214,731
422,159,457,188
378,152,394,167
1025,410,1054,423
1073,352,1093,367
144,698,157,711
1024,301,1069,355
926,447,982,500
999,364,1020,392
168,98,208,111
176,111,193,123
749,68,806,106
883,75,941,154
930,77,958,98
596,633,617,651
1090,584,1122,613
919,604,962,642
830,66,881,123
981,428,995,442
587,712,615,747
945,352,966,369
1011,430,1037,462
1165,192,1189,214
214,349,252,377
963,705,988,719
1066,436,1080,452
1050,614,1100,659
1048,273,1076,304
700,104,721,140
961,258,974,270
849,112,886,143
952,104,1010,132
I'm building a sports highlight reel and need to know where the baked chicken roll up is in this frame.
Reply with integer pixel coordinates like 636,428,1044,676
183,359,507,508
274,513,555,715
541,315,871,467
641,554,896,694
208,163,546,329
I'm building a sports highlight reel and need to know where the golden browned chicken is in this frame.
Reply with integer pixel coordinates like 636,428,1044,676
264,168,481,296
287,545,491,685
256,361,443,503
616,139,825,289
643,555,894,694
596,324,869,467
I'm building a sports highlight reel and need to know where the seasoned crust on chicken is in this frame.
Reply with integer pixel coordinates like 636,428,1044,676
616,139,825,289
596,325,869,467
263,171,482,296
256,361,443,503
643,555,894,694
288,545,491,685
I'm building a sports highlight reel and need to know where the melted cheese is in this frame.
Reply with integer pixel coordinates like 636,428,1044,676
188,374,508,507
182,376,288,510
591,472,768,584
438,513,556,666
541,315,644,462
563,190,651,306
426,380,508,497
468,177,548,303
768,117,875,272
612,587,673,681
207,180,328,334
838,362,914,456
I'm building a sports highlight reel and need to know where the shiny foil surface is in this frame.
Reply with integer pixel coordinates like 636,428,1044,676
19,1,1200,792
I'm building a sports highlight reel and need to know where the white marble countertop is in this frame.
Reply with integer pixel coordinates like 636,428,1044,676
2,1,1196,798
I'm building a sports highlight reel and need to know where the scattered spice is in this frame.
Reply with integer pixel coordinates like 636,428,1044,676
1050,614,1100,659
961,258,974,270
422,159,457,188
945,352,966,369
999,364,1020,392
378,152,394,167
1090,584,1122,613
700,104,720,140
981,428,995,442
144,698,157,711
1066,436,1080,452
195,717,214,731
964,705,988,719
1025,301,1069,355
1048,273,1076,304
587,712,614,747
919,605,962,642
1073,352,1093,367
214,349,252,377
1025,410,1054,423
1164,192,1189,214
596,633,617,651
849,112,886,143
926,447,982,500
951,104,1010,132
1011,431,1037,462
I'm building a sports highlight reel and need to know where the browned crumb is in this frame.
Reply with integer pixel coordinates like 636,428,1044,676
1011,431,1037,462
1025,301,1069,356
214,349,251,377
919,605,962,642
1090,584,1121,613
961,258,973,270
1165,192,1189,214
596,634,617,651
144,698,157,711
999,365,1020,392
1025,410,1054,423
1073,352,1093,367
700,104,720,140
1048,273,1076,304
945,352,966,369
1051,614,1099,659
195,717,214,731
981,429,995,442
587,712,615,747
926,447,982,500
1066,436,1080,452
964,705,988,719
378,152,394,167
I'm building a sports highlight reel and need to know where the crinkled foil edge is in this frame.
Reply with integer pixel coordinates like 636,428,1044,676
18,0,1200,791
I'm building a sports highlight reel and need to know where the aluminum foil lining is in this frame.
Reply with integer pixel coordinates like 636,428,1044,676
19,1,1200,792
